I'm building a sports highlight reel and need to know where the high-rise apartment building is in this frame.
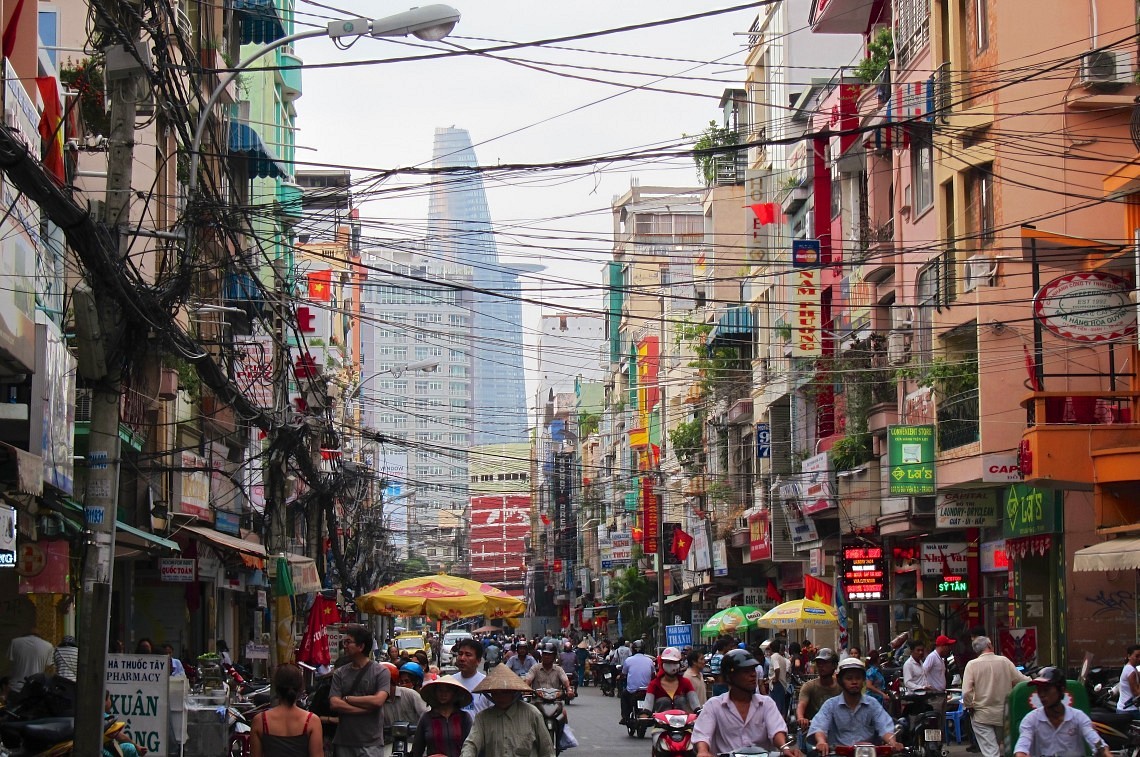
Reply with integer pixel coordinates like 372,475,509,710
428,127,530,444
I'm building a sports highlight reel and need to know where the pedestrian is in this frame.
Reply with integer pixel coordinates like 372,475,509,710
450,638,492,715
329,625,390,757
216,639,232,666
162,644,185,677
7,625,52,694
384,662,427,757
684,649,707,705
558,643,577,684
767,640,790,715
1118,645,1140,713
135,638,154,655
796,648,841,732
903,643,928,692
961,636,1029,757
864,650,888,705
460,664,554,757
52,635,78,683
709,637,735,696
412,676,473,757
250,662,323,757
574,640,589,688
923,635,954,719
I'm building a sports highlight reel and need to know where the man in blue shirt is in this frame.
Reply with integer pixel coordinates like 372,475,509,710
506,641,537,677
808,658,901,756
619,640,656,725
709,637,734,697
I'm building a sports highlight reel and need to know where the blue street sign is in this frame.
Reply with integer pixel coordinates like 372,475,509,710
756,422,771,459
666,624,693,648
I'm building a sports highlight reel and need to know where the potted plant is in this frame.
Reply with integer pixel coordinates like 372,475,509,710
855,28,893,86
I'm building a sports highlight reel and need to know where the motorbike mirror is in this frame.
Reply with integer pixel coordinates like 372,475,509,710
1079,652,1092,683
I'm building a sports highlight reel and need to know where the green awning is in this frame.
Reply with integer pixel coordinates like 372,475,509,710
59,500,180,552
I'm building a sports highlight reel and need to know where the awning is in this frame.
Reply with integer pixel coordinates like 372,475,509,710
181,523,265,560
228,122,289,179
233,0,286,45
1073,538,1140,572
708,305,754,350
59,499,180,553
269,553,322,594
0,442,43,496
664,592,695,605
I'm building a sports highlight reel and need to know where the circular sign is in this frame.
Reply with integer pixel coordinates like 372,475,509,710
16,544,44,577
1033,271,1136,342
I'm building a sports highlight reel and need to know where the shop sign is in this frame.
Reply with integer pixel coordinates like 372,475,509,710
800,452,835,514
842,546,886,601
177,451,211,521
778,480,820,545
921,542,969,576
980,540,1010,573
642,479,659,555
106,654,169,756
888,425,936,495
610,532,632,564
0,505,14,568
1003,484,1062,538
244,642,270,660
233,336,276,410
745,170,767,262
982,453,1022,483
159,558,196,583
691,523,711,572
937,576,969,594
17,541,68,594
1033,271,1136,343
623,491,637,513
935,489,998,528
792,240,822,357
713,541,728,577
666,624,693,648
748,509,771,562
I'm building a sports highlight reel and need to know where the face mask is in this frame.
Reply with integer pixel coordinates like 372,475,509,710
662,662,681,675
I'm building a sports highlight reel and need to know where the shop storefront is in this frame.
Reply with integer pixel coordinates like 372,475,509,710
1002,483,1064,668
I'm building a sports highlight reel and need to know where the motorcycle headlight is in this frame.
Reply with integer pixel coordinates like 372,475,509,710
540,703,560,717
666,714,688,729
854,746,877,757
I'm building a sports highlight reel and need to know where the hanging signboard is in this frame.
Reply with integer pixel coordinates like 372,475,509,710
935,489,999,528
792,240,822,357
1033,271,1137,343
887,425,936,495
159,558,196,583
748,509,771,562
921,541,969,576
800,452,835,514
610,532,632,565
842,546,886,601
106,654,170,756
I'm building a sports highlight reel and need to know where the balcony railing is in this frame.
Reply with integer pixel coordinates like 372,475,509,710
937,388,980,450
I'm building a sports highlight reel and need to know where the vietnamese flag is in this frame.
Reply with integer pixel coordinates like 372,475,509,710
766,579,783,604
35,77,65,182
2,0,26,59
749,202,783,226
308,269,332,301
804,574,835,606
671,527,693,562
297,594,340,667
632,526,644,543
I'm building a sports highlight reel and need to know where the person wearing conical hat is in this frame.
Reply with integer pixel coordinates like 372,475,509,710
412,676,473,757
459,664,554,757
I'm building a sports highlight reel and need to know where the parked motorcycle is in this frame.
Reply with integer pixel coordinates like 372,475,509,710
1090,696,1140,757
597,663,616,697
530,687,567,755
893,691,944,757
0,716,127,756
650,709,698,757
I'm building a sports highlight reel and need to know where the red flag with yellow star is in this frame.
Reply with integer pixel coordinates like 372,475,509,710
307,269,332,302
671,527,693,562
804,575,835,606
298,594,340,666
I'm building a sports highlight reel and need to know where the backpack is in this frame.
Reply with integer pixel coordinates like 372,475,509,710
308,676,334,717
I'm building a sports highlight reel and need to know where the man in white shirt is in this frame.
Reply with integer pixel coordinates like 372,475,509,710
8,629,52,694
452,639,492,714
902,644,928,693
922,635,954,719
1014,668,1109,757
962,636,1029,757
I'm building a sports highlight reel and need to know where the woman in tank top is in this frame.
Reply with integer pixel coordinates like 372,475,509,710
251,663,324,757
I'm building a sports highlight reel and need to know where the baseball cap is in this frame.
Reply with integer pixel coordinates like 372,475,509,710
934,635,956,646
814,647,838,662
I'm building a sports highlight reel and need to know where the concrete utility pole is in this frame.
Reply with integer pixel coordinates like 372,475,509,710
74,29,142,755
267,259,291,666
656,268,668,648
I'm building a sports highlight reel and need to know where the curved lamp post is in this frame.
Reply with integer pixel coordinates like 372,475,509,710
188,4,461,195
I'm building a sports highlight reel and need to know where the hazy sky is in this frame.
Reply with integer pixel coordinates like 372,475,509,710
294,2,760,409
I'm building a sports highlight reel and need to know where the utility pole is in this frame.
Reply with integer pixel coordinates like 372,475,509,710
267,258,291,665
656,268,668,648
74,26,142,754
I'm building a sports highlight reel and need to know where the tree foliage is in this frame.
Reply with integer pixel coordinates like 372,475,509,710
607,565,656,638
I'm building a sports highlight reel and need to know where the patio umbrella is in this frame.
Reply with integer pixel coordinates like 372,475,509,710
700,605,765,637
472,624,502,633
357,574,526,621
273,556,296,663
755,598,838,628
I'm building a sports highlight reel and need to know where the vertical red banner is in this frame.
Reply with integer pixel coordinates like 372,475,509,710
642,478,659,555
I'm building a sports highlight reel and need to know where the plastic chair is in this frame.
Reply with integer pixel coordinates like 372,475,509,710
945,699,967,743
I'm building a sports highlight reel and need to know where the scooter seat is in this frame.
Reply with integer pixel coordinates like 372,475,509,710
1090,708,1135,731
2,716,75,743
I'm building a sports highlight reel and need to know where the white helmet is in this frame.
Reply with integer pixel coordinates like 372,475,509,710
659,646,684,663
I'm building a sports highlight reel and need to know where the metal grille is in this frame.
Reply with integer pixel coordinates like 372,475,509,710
895,0,931,66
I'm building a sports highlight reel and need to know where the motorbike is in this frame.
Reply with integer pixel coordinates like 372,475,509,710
1090,695,1140,757
484,644,503,671
650,709,698,756
0,717,127,756
530,687,567,755
892,691,944,757
597,663,616,697
389,720,412,757
627,689,654,739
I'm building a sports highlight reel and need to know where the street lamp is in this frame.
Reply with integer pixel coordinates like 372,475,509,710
187,4,462,195
353,359,441,398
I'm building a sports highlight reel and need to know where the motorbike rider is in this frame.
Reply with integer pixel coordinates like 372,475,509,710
619,639,656,726
808,658,901,757
692,649,799,757
796,648,841,731
507,641,537,677
525,642,575,700
1013,667,1111,757
643,647,700,713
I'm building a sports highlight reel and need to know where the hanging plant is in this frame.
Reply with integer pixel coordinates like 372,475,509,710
59,57,110,137
855,28,894,83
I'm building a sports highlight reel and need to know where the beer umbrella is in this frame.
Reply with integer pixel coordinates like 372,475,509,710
755,598,838,628
699,605,765,637
357,574,526,621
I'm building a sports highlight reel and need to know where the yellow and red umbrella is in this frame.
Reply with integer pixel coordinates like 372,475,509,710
356,574,526,621
756,598,838,628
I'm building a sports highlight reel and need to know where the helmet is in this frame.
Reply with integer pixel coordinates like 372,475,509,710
399,662,425,682
382,662,400,679
632,640,644,653
540,642,558,655
720,649,761,677
814,647,839,663
659,647,684,663
1031,667,1067,689
837,658,867,677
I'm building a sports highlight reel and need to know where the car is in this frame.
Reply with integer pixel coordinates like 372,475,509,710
394,632,426,657
440,631,473,666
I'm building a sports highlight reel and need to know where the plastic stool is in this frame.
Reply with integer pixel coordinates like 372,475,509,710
945,700,967,743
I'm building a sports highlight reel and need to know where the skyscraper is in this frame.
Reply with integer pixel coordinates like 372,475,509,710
428,126,530,444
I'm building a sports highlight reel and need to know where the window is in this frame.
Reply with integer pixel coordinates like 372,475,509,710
38,7,60,68
449,382,467,394
895,0,931,65
830,161,842,220
450,349,466,362
450,366,468,377
970,163,995,245
910,125,934,213
415,346,443,359
975,0,988,51
449,314,467,326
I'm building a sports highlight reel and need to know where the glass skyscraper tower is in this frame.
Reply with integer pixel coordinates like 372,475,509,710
428,127,529,444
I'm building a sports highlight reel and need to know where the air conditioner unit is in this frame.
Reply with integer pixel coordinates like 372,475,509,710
963,254,996,292
1081,50,1134,87
887,330,911,366
891,305,914,331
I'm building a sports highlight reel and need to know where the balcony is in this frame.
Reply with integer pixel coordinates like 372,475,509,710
810,0,877,34
1020,390,1140,490
278,51,303,101
937,388,980,450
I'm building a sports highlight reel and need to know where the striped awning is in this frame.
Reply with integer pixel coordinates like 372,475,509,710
233,0,286,45
228,121,288,179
